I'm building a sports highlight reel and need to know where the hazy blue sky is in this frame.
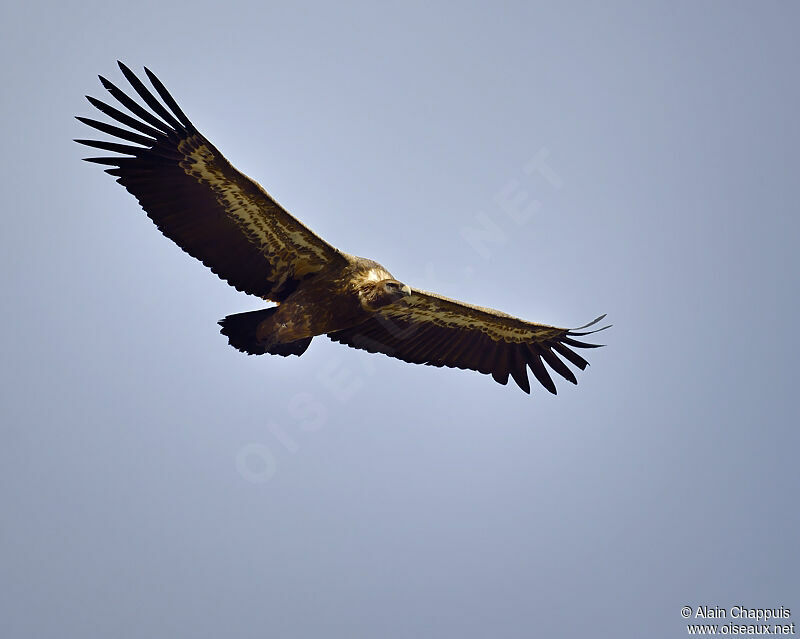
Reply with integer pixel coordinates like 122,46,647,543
2,2,798,637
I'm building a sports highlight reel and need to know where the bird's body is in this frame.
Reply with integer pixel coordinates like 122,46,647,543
77,63,608,394
250,258,409,349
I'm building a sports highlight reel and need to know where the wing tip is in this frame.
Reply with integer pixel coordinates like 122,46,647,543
566,314,611,347
571,313,610,331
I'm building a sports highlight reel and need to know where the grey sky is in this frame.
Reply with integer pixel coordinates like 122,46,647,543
2,2,798,637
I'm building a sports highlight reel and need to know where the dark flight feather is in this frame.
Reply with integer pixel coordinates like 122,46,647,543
85,95,166,138
75,117,156,146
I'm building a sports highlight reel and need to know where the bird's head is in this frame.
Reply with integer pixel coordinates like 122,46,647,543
360,278,412,311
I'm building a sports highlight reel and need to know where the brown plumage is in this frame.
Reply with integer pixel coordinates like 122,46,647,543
77,62,609,394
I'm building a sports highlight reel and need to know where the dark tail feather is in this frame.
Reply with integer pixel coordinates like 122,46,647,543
218,308,312,357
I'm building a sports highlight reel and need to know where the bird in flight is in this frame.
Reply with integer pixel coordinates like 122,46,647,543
76,62,608,394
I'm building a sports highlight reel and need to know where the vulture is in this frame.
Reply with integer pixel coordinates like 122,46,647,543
76,62,609,394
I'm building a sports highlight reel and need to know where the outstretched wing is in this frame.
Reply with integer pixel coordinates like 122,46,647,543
328,290,609,394
76,62,346,301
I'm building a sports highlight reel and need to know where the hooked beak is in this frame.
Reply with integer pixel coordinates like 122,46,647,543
401,284,412,296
